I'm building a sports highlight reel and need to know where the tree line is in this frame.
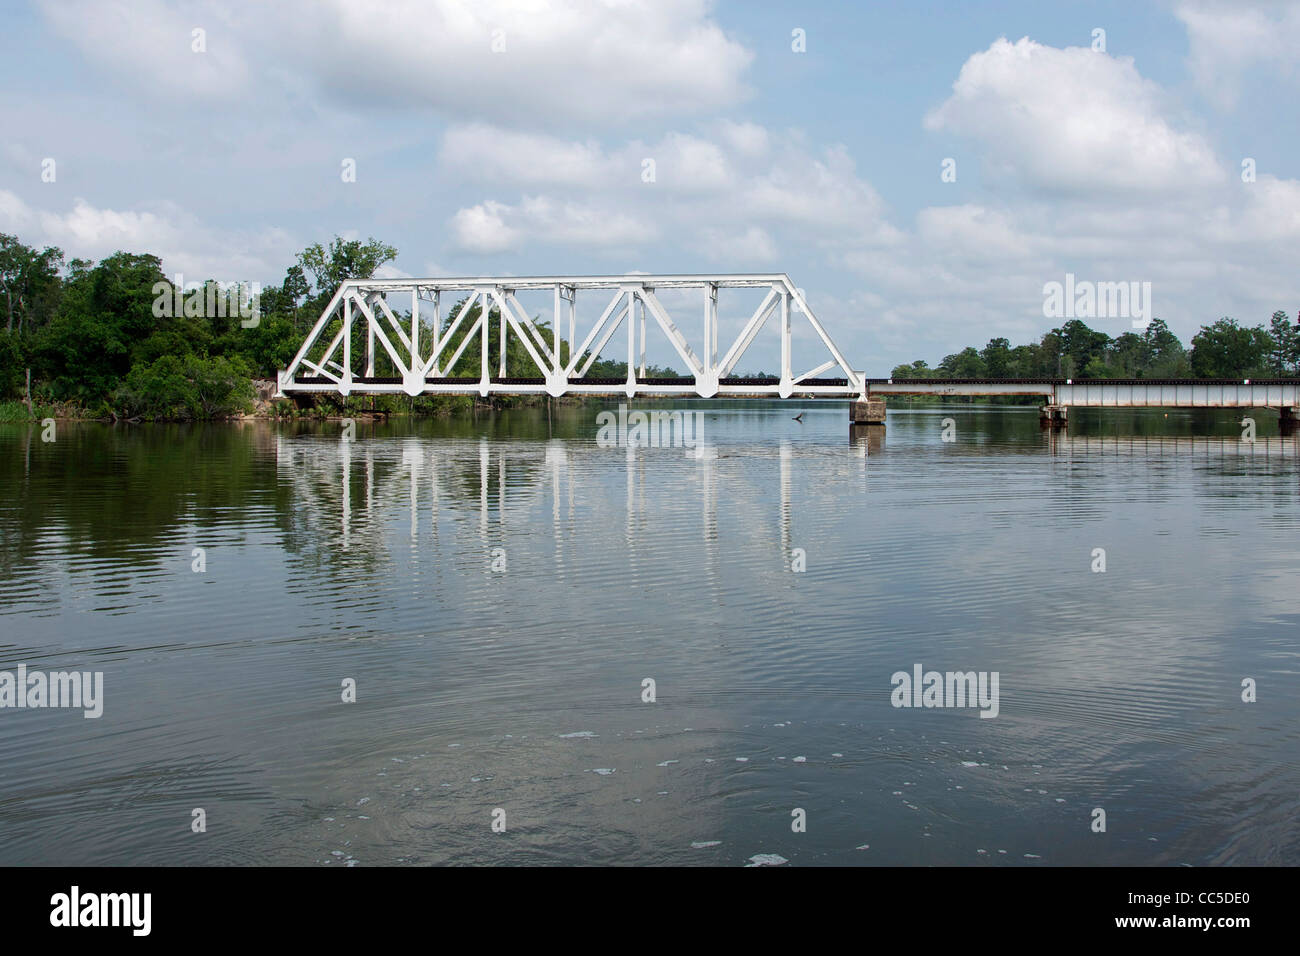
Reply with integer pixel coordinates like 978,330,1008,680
5,228,1297,420
0,232,409,419
891,314,1300,382
0,232,626,420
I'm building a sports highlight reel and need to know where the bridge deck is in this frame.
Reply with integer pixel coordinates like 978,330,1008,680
866,378,1300,407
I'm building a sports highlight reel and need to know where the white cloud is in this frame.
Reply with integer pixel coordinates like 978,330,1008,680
0,190,295,282
39,0,753,126
450,201,521,255
439,126,734,192
440,125,613,187
1231,175,1300,242
926,37,1223,193
716,120,769,158
451,196,649,254
1176,0,1300,107
442,125,899,257
916,204,1034,261
743,144,895,238
696,226,777,264
37,0,252,101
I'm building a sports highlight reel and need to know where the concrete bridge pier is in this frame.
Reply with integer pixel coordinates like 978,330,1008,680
1040,404,1068,429
851,399,886,426
1281,407,1299,435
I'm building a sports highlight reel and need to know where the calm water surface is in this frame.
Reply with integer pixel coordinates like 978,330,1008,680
1,402,1297,866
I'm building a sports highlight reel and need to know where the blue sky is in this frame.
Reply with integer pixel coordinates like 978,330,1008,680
2,0,1298,375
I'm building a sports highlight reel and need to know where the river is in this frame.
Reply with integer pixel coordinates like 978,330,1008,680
1,401,1297,865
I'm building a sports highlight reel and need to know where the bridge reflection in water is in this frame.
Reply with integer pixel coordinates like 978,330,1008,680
1045,432,1299,459
273,433,873,566
271,419,1293,572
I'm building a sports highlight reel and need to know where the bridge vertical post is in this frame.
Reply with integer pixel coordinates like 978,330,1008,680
638,294,646,380
553,285,562,379
779,287,792,398
364,294,375,378
479,290,490,396
567,286,576,371
625,288,637,397
430,291,440,376
498,287,507,378
342,294,353,391
705,283,718,390
410,290,420,376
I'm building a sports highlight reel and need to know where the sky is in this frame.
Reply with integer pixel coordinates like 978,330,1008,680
2,0,1299,376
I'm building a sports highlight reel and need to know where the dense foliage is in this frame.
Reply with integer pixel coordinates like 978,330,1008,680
0,234,405,419
891,314,1300,382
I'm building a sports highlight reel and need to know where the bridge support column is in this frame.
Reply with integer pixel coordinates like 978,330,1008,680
1040,404,1068,429
851,399,886,425
1281,407,1299,435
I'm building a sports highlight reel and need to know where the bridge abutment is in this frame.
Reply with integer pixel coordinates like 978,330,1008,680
1040,404,1068,429
1281,407,1299,434
851,399,886,425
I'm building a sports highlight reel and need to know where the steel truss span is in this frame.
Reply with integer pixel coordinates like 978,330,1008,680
276,274,867,400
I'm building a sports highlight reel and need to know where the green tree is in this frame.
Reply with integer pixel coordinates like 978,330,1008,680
0,234,63,335
1007,344,1040,377
1055,319,1112,377
35,251,170,401
282,264,310,328
297,237,398,311
1108,332,1147,377
981,337,1011,378
890,360,935,379
938,347,985,378
1136,319,1190,376
1190,318,1271,378
1267,310,1299,375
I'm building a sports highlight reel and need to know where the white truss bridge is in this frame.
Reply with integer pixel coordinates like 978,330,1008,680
276,274,866,400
